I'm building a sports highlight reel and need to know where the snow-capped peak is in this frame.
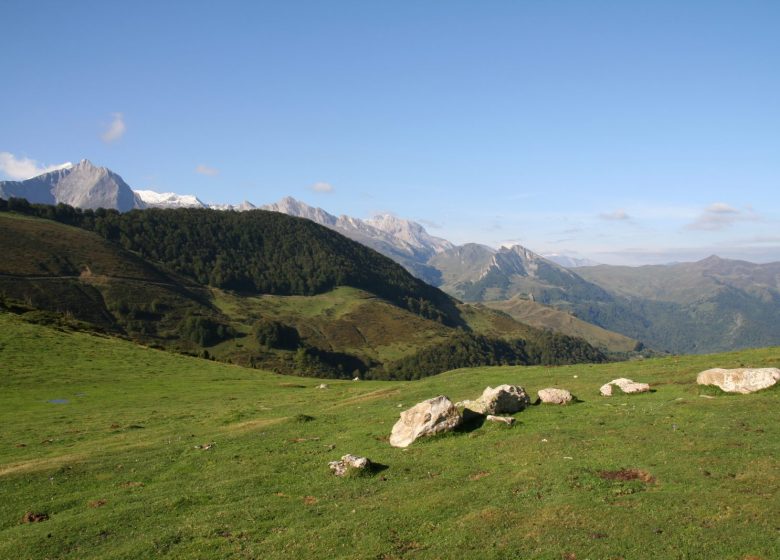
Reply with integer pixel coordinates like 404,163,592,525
134,189,207,209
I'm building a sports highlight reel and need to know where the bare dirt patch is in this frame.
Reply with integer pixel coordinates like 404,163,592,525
598,469,655,483
21,511,49,523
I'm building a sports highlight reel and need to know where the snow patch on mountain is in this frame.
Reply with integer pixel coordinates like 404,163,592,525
134,190,206,208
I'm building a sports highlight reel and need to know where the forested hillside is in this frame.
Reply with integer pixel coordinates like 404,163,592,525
0,200,606,378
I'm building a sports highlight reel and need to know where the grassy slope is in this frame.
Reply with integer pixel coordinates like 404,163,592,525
1,312,778,559
483,297,639,353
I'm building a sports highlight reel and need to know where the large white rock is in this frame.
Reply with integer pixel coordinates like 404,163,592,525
462,385,531,415
600,378,650,396
538,388,573,404
389,396,462,448
696,367,780,394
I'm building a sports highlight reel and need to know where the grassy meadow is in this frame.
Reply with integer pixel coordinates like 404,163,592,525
1,312,778,559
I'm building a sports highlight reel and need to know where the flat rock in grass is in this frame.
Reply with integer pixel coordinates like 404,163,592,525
600,378,650,397
485,414,515,425
538,388,573,404
696,367,780,394
463,385,530,415
389,395,462,448
329,454,371,476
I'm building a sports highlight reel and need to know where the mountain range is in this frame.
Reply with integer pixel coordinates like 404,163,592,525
3,160,780,355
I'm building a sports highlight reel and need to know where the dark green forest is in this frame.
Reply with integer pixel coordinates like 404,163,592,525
0,198,460,326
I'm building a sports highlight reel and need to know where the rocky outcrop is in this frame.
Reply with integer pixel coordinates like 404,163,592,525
328,454,371,476
538,388,573,404
0,159,144,211
389,396,462,448
696,367,780,394
460,385,530,415
600,378,650,396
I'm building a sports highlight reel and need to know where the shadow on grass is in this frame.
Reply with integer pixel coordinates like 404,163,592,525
532,397,585,405
455,408,487,433
369,462,390,475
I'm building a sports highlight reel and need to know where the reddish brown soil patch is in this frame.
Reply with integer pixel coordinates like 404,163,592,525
21,511,49,523
469,471,490,481
88,499,107,508
14,443,26,448
120,481,144,488
598,468,655,483
303,496,318,505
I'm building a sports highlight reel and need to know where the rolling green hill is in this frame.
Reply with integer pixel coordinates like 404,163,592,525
483,296,641,354
1,313,778,559
0,204,604,378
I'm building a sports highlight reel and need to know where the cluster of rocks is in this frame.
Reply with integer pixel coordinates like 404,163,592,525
389,384,574,448
329,366,778,473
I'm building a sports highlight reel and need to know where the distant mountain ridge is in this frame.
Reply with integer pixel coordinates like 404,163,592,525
0,159,145,211
261,197,453,284
4,160,780,354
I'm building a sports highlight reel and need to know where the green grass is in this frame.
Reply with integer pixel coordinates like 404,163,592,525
1,312,779,559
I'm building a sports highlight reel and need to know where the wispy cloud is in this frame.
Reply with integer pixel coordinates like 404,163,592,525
195,164,219,176
685,202,757,231
311,181,334,193
0,152,72,180
417,218,443,229
101,112,126,143
599,209,631,221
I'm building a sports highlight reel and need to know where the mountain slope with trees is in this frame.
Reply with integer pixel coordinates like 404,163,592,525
0,200,605,378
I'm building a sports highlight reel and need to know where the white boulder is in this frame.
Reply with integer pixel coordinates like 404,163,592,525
538,388,573,404
696,367,780,394
462,385,530,415
389,395,462,448
600,378,650,396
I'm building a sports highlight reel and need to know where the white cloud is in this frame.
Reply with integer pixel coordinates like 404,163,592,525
311,181,334,193
101,112,126,143
0,152,72,180
685,202,756,231
195,164,219,176
599,209,631,221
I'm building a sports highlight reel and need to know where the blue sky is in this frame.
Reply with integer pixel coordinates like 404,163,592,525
1,0,779,265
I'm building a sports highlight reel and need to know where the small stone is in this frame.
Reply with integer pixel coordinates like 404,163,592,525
328,454,371,477
485,415,515,425
316,384,329,389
